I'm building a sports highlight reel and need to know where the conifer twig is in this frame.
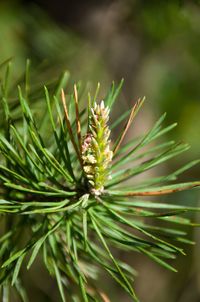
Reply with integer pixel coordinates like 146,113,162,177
0,64,200,302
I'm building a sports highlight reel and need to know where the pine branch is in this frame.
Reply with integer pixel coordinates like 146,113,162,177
0,62,200,302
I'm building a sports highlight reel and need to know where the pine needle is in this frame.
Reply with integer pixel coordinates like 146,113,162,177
61,88,83,167
113,97,145,155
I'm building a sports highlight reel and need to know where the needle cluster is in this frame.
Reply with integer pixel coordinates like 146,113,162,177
0,61,199,302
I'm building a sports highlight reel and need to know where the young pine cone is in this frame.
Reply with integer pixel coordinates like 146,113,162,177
82,101,113,195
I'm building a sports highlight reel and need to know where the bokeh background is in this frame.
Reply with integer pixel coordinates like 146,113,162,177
0,0,200,301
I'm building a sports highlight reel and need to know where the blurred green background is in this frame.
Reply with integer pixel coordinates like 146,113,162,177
0,0,200,301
